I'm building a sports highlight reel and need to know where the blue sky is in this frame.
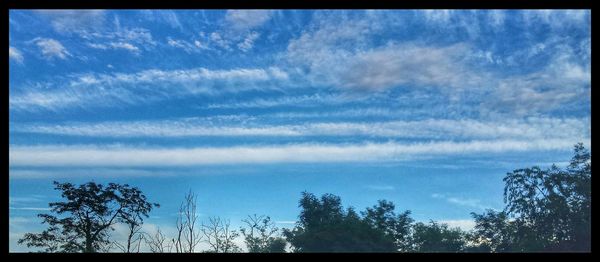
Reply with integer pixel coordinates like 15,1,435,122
9,10,591,252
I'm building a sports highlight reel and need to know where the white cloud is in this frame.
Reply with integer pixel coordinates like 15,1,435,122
9,207,51,211
9,90,85,112
423,10,453,23
205,93,345,109
34,38,71,60
438,219,476,231
80,27,156,53
87,43,108,49
237,31,260,52
365,185,395,191
283,12,589,117
275,221,296,224
9,168,183,179
167,37,208,53
9,139,584,167
339,43,484,91
481,45,591,116
9,46,24,63
488,10,506,28
35,10,106,34
431,193,497,211
284,15,485,92
209,32,231,50
9,66,290,111
109,42,140,53
522,10,590,29
15,117,589,142
225,10,273,30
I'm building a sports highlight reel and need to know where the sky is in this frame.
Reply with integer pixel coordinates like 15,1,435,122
8,10,591,252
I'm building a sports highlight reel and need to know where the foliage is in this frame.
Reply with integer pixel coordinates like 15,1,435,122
283,192,398,252
18,181,158,253
471,143,591,252
240,214,286,253
410,221,467,252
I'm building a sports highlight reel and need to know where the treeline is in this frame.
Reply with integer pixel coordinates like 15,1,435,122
17,143,591,253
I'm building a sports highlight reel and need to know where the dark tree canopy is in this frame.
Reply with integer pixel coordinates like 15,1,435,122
471,143,591,252
18,181,158,253
411,221,467,252
283,192,400,252
363,200,414,251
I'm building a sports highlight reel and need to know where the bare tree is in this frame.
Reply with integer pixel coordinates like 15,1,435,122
202,216,240,253
121,218,144,252
182,191,202,252
172,190,202,253
144,227,172,253
240,214,286,252
174,206,185,253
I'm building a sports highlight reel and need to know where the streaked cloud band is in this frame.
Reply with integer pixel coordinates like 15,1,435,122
9,139,585,167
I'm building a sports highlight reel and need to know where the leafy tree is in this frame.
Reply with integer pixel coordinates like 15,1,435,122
502,143,591,251
468,209,517,252
411,221,467,252
469,143,591,252
240,214,286,253
363,200,414,251
18,181,158,253
283,192,397,252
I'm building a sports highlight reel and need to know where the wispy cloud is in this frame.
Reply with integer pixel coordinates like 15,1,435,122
9,195,45,205
9,207,52,211
431,193,497,211
365,185,395,191
167,37,209,53
9,66,290,111
9,139,583,167
35,10,106,34
33,38,71,60
88,41,140,54
275,220,296,224
237,31,260,52
438,219,476,231
225,10,273,31
9,46,24,63
14,117,590,141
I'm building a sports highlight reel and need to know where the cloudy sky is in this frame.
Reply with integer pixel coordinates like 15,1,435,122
9,10,591,252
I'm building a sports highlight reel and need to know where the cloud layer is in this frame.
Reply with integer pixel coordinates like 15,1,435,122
9,139,584,167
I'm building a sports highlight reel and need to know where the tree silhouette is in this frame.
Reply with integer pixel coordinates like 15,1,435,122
283,192,397,252
201,216,240,253
363,200,414,251
471,143,591,252
240,214,286,253
410,221,467,252
18,181,158,253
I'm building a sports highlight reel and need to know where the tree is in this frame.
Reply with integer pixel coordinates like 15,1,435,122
202,216,240,253
468,209,517,252
283,192,397,252
468,143,591,252
144,227,173,253
240,214,286,253
411,221,467,252
18,181,158,253
363,200,414,251
501,143,591,251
